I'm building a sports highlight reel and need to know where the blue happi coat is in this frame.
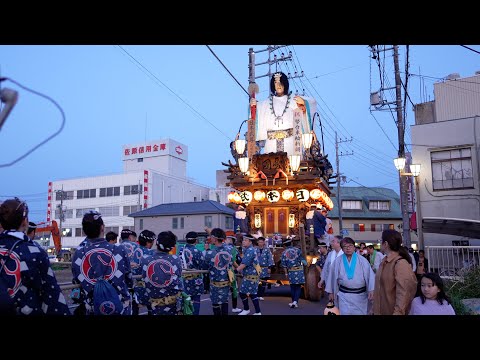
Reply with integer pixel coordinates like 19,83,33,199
141,251,183,315
133,245,155,305
72,238,133,315
204,244,233,304
256,247,274,279
118,240,143,278
0,231,70,315
239,245,260,294
180,243,205,297
280,246,306,284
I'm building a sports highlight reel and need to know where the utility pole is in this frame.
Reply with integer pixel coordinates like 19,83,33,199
336,131,353,234
55,185,65,254
251,45,303,86
394,45,411,247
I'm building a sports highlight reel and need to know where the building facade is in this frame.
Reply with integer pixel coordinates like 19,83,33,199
412,72,480,247
46,138,211,248
325,186,418,247
129,200,235,240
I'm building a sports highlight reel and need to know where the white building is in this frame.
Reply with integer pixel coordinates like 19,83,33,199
47,138,211,248
411,72,480,247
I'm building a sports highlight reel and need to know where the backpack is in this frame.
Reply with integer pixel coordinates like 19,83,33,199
0,239,24,315
88,247,123,315
93,278,123,315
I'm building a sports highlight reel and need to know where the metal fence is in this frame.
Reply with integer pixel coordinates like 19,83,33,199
426,246,480,281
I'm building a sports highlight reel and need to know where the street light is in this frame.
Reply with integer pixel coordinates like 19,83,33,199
289,154,301,173
393,157,406,171
302,132,313,150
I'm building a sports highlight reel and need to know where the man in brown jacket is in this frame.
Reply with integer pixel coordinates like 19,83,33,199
373,230,417,315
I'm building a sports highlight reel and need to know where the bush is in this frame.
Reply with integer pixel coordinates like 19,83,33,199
445,266,480,315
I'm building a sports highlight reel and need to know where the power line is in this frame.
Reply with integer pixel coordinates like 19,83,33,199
115,45,231,140
461,45,480,55
0,77,66,168
347,179,400,201
205,45,249,97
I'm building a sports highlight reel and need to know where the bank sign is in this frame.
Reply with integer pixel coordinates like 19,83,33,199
122,139,188,161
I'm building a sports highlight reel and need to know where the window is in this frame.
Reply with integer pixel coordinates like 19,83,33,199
431,148,474,190
104,226,119,234
98,206,119,217
76,208,95,218
124,185,140,195
369,201,390,211
342,200,362,210
123,205,141,216
55,190,73,200
138,158,143,162
353,224,365,232
172,217,184,229
172,218,178,229
225,216,233,229
139,219,143,230
75,228,85,237
55,209,73,219
62,228,72,237
371,224,393,232
180,217,184,229
100,187,120,197
205,216,212,228
77,189,96,199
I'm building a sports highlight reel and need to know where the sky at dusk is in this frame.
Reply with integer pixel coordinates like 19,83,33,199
1,45,479,223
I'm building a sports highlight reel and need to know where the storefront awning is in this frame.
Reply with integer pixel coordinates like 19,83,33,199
422,217,480,239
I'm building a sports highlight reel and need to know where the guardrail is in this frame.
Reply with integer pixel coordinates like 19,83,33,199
426,246,480,281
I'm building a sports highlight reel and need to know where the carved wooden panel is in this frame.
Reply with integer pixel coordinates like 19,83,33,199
252,152,289,178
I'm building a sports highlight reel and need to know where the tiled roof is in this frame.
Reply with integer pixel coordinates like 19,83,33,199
128,200,235,217
328,187,402,219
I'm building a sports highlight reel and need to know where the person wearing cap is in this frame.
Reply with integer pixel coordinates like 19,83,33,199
256,237,274,301
224,235,242,313
203,228,233,315
281,237,307,309
180,231,205,315
26,221,37,242
141,231,184,315
236,234,262,315
234,204,250,234
71,210,133,315
325,237,375,315
134,230,156,315
118,229,142,315
0,198,70,315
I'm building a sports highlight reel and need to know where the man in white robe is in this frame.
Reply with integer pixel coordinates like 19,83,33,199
251,72,316,157
325,237,375,315
320,235,343,287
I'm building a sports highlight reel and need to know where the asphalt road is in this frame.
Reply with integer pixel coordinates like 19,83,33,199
198,283,329,316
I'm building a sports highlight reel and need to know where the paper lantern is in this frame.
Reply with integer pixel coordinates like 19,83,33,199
227,191,236,203
266,190,280,203
295,189,310,202
254,190,265,202
254,214,261,228
282,189,294,201
324,301,340,315
233,192,242,204
239,191,253,204
310,188,322,200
